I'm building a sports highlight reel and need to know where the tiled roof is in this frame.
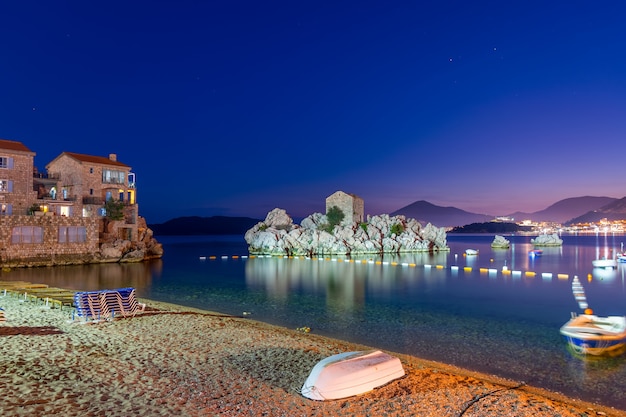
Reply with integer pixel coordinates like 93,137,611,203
0,138,34,153
63,152,130,168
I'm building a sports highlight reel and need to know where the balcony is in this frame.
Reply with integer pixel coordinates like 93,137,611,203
33,172,60,180
83,196,105,205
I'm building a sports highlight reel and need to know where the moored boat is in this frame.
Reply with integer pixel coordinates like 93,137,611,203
592,258,617,269
465,249,478,256
529,249,543,257
301,350,405,400
560,313,626,356
560,275,626,356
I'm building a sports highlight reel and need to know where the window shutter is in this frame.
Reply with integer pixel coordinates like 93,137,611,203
8,180,13,192
7,158,13,169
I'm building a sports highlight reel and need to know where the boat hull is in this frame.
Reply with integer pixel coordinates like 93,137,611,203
592,259,617,268
301,350,405,401
560,314,626,356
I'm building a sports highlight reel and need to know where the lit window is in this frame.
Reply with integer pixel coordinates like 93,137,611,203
0,180,13,192
102,169,125,184
0,157,13,169
0,204,12,215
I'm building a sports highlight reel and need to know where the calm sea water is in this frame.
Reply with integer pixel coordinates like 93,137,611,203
2,233,626,410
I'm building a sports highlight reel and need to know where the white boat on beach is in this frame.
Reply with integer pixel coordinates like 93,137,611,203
301,350,405,401
592,258,618,269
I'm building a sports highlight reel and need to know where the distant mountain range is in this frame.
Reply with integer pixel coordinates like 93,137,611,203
507,196,617,224
565,197,626,225
148,196,626,235
390,201,493,227
391,196,620,227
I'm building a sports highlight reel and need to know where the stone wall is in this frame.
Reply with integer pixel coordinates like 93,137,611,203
0,148,36,215
326,191,364,226
0,214,99,267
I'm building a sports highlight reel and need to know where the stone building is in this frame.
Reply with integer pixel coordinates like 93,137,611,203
0,138,160,267
0,139,36,216
325,191,364,226
45,152,137,241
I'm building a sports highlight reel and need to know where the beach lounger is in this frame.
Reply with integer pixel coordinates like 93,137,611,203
0,307,5,323
1,281,76,310
73,291,111,322
73,287,145,321
99,288,146,318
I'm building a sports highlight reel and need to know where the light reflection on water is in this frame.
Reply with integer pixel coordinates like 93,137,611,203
2,233,626,411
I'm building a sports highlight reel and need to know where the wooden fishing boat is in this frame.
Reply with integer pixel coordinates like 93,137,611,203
301,350,405,400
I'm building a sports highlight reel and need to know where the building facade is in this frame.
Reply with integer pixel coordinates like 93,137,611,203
0,138,146,267
325,191,364,226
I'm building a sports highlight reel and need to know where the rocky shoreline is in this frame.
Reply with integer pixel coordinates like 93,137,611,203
0,217,163,268
245,208,448,256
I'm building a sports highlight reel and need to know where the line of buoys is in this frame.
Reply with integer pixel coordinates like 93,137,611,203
198,254,578,280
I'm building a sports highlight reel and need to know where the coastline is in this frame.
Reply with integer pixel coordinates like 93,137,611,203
1,294,624,416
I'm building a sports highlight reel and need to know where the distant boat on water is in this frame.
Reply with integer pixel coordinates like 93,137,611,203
592,258,618,269
465,249,478,256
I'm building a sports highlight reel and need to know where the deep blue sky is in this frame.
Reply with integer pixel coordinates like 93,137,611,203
2,1,626,223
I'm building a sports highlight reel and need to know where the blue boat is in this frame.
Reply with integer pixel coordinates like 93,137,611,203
560,276,626,356
560,313,626,356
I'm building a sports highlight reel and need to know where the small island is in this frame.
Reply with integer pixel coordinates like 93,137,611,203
531,233,563,246
491,235,510,249
245,192,448,256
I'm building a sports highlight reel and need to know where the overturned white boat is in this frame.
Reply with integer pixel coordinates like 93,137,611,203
301,350,405,401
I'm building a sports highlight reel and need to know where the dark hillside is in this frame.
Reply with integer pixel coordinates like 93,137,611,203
391,200,493,227
566,197,626,224
149,216,261,235
449,222,532,234
508,196,616,223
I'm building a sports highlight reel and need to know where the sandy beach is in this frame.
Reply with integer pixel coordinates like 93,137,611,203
0,293,624,417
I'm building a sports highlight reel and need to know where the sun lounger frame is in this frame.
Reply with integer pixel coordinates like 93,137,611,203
73,287,145,322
